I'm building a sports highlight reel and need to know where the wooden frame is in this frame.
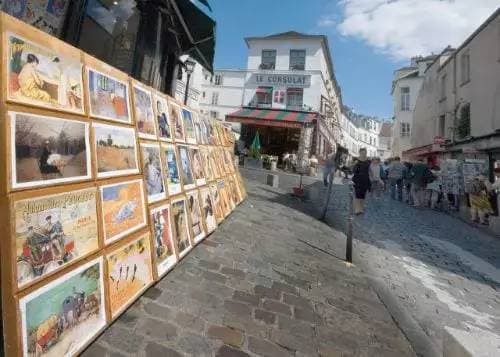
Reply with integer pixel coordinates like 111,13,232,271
149,202,178,277
153,91,174,143
139,141,167,204
170,195,193,258
176,144,196,191
131,80,156,140
161,142,182,196
185,189,206,244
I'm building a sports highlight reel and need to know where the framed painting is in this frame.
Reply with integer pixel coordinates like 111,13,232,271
186,190,205,244
106,233,154,318
99,179,147,245
14,188,99,289
6,34,84,114
19,257,106,357
208,147,221,179
224,149,235,173
9,111,91,190
93,123,139,178
200,187,217,233
181,108,196,144
150,204,177,276
209,183,224,224
177,145,195,190
199,147,214,181
161,143,182,196
133,83,156,139
153,93,173,142
140,143,166,204
189,146,206,186
171,198,192,258
192,113,204,145
217,180,231,217
169,101,184,142
87,67,131,123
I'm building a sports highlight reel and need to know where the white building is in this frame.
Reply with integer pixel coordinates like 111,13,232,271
200,31,342,166
173,55,205,110
378,122,393,161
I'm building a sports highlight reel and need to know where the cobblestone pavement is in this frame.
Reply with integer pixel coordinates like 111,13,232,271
81,177,415,357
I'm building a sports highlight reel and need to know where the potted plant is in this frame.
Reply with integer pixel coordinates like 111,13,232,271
244,132,263,169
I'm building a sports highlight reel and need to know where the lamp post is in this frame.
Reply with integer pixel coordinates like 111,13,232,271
183,59,196,105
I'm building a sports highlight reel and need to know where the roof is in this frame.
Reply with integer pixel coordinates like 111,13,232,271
225,107,317,129
379,122,393,137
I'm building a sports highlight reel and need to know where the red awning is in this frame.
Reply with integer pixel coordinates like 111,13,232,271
225,108,317,129
256,87,272,94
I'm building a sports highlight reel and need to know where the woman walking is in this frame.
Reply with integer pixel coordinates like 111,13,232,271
352,148,371,215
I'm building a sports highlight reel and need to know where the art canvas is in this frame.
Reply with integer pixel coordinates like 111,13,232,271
15,188,99,289
218,180,231,217
187,191,205,243
200,147,214,181
133,84,156,139
208,147,221,179
169,102,184,142
192,113,204,144
177,145,195,190
7,34,84,114
224,149,235,173
154,94,172,142
87,68,131,123
19,257,106,357
189,146,206,186
209,184,224,224
93,123,139,178
171,198,192,257
106,234,153,317
162,144,182,196
200,187,217,233
140,143,166,203
100,179,147,244
230,174,243,204
150,204,177,276
10,112,91,189
181,108,196,144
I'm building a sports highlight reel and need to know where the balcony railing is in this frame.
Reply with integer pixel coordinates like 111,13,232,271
258,63,275,70
175,80,200,101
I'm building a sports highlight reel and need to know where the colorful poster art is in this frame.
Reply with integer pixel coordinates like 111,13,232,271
189,146,205,186
181,108,196,144
140,143,166,203
93,123,138,178
2,0,28,18
208,147,221,179
224,149,235,173
15,188,99,289
218,180,231,217
169,102,184,142
200,147,214,181
200,188,217,233
171,198,192,257
150,204,176,276
106,234,153,317
177,145,195,190
87,68,131,123
100,179,147,244
19,257,106,357
154,94,172,142
162,144,182,196
187,191,205,243
133,84,156,139
210,184,224,224
10,112,91,189
193,113,205,144
7,34,84,114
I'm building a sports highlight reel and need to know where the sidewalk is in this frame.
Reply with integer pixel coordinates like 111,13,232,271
82,178,415,357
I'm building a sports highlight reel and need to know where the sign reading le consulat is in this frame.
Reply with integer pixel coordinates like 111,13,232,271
251,73,311,88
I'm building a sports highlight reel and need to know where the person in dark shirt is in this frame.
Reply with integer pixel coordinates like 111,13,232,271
352,148,371,215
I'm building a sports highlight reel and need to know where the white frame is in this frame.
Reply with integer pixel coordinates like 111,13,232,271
150,203,178,276
133,83,157,140
186,190,206,244
189,145,206,187
162,143,182,196
177,144,196,191
140,142,167,203
171,197,192,258
169,101,185,143
200,187,217,233
153,93,173,142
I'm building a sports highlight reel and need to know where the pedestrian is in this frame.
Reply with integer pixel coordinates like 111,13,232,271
352,148,371,215
410,159,432,207
388,157,405,201
426,166,442,210
469,175,493,225
323,150,335,187
403,162,413,204
369,157,384,198
382,160,390,191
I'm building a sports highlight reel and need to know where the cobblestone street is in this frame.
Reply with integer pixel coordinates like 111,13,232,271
81,175,415,357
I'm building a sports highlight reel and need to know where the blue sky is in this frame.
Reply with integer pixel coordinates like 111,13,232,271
206,0,498,119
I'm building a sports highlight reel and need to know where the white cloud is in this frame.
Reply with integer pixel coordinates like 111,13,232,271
328,0,499,60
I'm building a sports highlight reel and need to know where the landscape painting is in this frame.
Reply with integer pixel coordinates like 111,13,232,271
178,145,195,190
133,84,156,139
162,144,182,196
150,204,177,276
169,102,184,142
93,123,138,178
106,234,153,317
187,191,205,243
100,179,147,244
200,188,217,233
87,68,131,123
154,95,172,142
140,143,166,203
181,108,196,144
171,198,192,257
19,258,106,357
189,146,206,186
7,35,84,114
15,188,99,288
11,112,91,189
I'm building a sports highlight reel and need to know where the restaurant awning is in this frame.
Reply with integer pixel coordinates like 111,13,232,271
226,108,317,129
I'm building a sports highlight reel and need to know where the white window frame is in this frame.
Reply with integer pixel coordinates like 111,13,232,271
214,73,223,86
400,87,410,111
211,92,219,105
401,122,411,137
460,50,470,84
289,49,306,70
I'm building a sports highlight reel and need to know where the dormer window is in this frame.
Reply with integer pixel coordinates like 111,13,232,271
290,50,306,70
260,50,276,70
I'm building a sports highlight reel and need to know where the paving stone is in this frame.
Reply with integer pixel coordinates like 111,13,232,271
216,345,250,357
137,317,178,341
114,309,140,329
207,325,245,347
202,239,220,247
233,290,261,306
319,344,355,357
175,311,206,331
203,281,235,298
255,309,276,324
272,281,298,295
81,343,115,357
283,293,314,311
176,333,212,356
223,312,270,338
255,285,281,300
143,286,162,300
221,266,246,279
248,336,292,357
270,329,317,355
190,290,221,307
294,307,323,324
224,300,252,317
202,270,228,284
198,259,221,271
277,315,315,339
100,325,144,354
143,301,173,320
263,299,292,316
145,342,183,357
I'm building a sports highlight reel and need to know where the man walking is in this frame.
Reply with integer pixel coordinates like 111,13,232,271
388,157,405,201
410,159,429,207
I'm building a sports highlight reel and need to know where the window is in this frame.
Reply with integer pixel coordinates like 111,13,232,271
261,50,276,69
439,115,446,137
211,92,219,105
401,122,411,137
286,88,303,109
202,91,206,99
290,50,306,70
273,90,285,104
214,73,223,86
256,87,272,105
457,103,471,139
400,87,410,111
209,111,218,119
440,74,447,100
460,51,470,84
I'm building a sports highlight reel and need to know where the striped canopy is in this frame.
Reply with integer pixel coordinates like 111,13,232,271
226,108,317,129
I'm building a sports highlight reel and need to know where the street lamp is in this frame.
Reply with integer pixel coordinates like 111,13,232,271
183,59,196,105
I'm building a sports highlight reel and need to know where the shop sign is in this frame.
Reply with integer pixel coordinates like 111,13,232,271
249,73,311,88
